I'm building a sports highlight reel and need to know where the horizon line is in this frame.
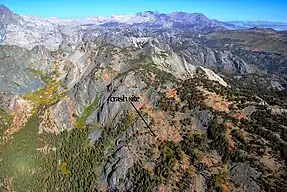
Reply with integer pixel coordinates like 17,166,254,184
1,4,286,23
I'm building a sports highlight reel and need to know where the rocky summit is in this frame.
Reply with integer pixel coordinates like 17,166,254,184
0,4,287,192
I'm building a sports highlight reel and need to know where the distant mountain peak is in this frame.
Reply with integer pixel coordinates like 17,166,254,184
0,4,13,14
0,4,9,10
169,12,205,16
136,11,160,17
248,27,277,33
0,4,18,25
168,12,208,21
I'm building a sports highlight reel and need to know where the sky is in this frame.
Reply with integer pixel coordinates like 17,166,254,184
1,0,286,22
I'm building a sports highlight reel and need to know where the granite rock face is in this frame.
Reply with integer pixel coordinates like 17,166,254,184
230,163,261,192
0,45,45,94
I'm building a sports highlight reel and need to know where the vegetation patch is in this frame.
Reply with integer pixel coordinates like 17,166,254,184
23,80,67,113
0,108,12,135
75,96,100,129
0,116,42,192
29,69,54,84
137,63,179,88
210,170,229,192
42,111,138,191
127,164,159,192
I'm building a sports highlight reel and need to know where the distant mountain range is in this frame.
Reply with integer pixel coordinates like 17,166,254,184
228,21,287,31
23,11,287,31
1,4,287,50
1,4,287,31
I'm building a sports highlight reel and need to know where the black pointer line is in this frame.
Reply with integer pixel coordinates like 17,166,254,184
129,101,156,137
106,89,117,104
104,77,155,137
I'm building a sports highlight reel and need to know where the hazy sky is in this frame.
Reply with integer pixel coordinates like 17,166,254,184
1,0,286,22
